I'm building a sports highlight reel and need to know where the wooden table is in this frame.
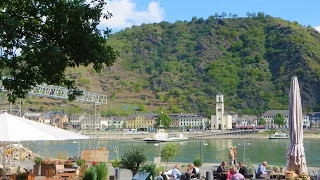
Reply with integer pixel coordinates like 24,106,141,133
60,168,77,173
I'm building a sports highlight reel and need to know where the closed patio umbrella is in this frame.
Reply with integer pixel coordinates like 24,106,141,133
0,112,89,177
286,76,308,174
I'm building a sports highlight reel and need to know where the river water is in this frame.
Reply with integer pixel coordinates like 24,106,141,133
22,139,320,167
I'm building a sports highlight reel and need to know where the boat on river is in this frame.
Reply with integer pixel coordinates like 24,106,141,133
269,132,289,139
142,129,188,143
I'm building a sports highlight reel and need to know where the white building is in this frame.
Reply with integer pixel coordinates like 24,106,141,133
69,114,103,130
101,116,127,130
176,114,207,130
262,110,310,128
211,92,232,130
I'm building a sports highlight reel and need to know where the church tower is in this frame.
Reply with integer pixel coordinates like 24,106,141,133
215,92,224,130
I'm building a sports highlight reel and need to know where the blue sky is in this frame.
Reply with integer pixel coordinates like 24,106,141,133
101,0,320,32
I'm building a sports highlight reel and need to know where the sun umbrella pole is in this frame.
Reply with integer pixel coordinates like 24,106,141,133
1,142,7,178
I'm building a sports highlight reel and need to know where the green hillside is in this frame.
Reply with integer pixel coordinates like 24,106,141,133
105,13,320,115
8,13,320,116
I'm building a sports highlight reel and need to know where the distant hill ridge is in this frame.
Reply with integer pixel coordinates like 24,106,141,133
18,13,320,116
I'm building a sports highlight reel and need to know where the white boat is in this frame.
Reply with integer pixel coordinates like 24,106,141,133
142,129,188,143
269,132,289,139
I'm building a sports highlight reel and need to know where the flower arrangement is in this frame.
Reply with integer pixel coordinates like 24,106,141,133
56,160,63,165
91,162,98,166
64,160,72,165
42,159,55,164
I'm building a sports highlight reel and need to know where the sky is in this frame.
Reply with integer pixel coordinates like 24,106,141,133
100,0,320,32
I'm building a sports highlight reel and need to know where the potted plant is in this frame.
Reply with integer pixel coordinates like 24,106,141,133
245,158,255,176
76,159,86,169
33,156,42,176
64,160,73,168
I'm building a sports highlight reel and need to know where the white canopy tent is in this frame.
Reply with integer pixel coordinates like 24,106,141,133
0,112,89,176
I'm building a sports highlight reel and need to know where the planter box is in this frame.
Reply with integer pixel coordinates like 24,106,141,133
41,164,55,176
64,164,73,168
33,165,41,176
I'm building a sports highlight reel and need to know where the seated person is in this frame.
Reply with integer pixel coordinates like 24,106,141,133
183,163,197,180
256,161,271,179
171,164,182,179
216,161,227,173
163,169,173,179
227,166,237,180
238,162,248,176
231,172,245,180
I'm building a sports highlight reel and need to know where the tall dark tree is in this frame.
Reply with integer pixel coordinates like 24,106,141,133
0,0,118,102
156,113,172,129
273,113,286,128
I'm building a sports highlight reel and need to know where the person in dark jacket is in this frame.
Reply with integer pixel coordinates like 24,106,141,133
216,161,227,173
238,162,249,176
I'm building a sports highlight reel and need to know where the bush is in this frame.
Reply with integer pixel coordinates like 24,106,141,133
83,166,97,180
95,163,108,180
76,159,86,168
193,153,202,167
140,163,157,178
111,158,120,168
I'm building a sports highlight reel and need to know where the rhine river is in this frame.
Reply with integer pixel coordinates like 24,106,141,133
22,139,320,167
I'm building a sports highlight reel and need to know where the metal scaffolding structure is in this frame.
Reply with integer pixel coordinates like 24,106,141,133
0,81,107,149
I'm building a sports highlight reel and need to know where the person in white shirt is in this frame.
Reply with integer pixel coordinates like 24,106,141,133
171,164,182,179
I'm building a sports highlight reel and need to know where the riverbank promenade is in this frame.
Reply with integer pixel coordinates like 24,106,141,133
16,161,318,180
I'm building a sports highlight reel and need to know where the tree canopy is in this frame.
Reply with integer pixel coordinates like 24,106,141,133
0,0,118,102
258,118,266,125
156,113,172,129
273,113,286,128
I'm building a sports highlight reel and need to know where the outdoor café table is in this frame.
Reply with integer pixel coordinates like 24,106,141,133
60,168,77,173
56,172,76,180
261,172,285,179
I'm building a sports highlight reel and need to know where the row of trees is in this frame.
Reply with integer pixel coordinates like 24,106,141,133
257,113,286,127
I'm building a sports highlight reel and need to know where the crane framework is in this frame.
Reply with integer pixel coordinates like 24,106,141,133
0,82,107,149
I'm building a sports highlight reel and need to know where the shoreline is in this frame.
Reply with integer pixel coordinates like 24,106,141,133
83,132,320,140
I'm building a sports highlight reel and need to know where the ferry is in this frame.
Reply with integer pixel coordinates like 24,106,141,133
142,129,188,143
269,132,289,139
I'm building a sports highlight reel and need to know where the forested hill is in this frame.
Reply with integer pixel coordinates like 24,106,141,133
104,13,320,115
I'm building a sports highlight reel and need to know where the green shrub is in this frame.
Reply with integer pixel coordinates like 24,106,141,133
193,153,202,167
111,158,120,168
83,166,97,180
140,163,157,178
76,159,86,168
95,162,108,180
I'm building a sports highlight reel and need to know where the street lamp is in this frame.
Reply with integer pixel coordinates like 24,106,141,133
200,141,209,162
238,142,250,164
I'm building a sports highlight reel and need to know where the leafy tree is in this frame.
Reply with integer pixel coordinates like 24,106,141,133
258,118,266,125
156,113,172,129
161,142,179,169
273,113,286,128
138,103,145,111
0,0,118,102
119,147,147,176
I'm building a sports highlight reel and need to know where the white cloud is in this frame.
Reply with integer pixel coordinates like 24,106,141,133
100,0,165,30
315,26,320,32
